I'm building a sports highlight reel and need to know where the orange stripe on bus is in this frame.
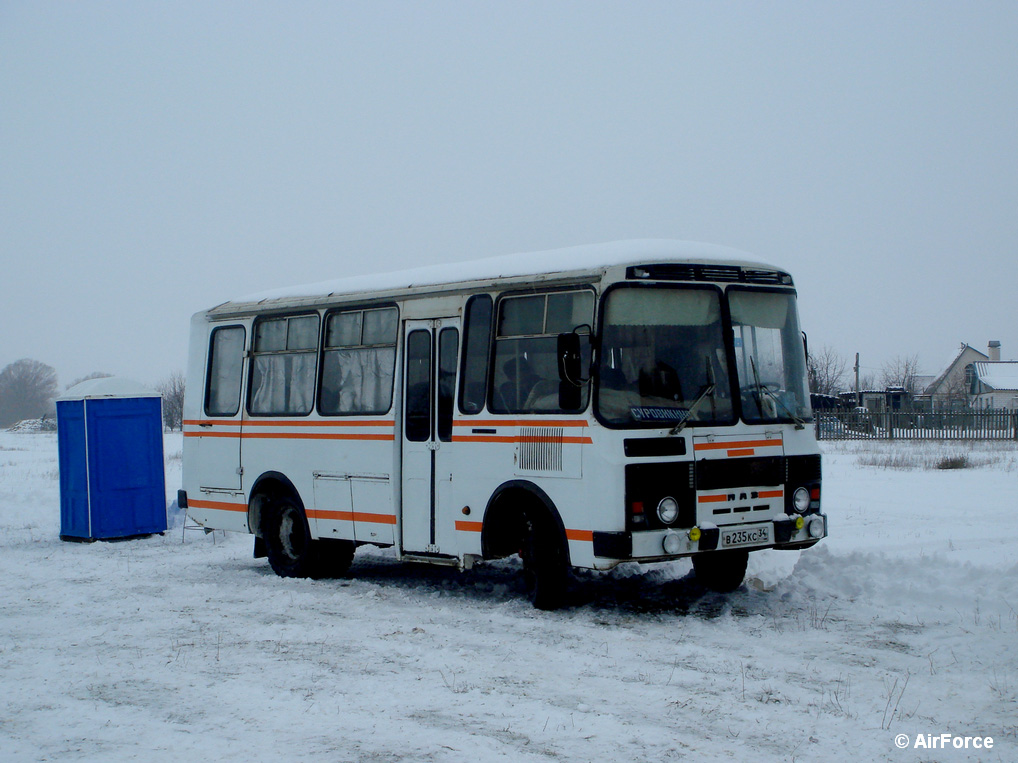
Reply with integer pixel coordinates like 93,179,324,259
452,419,589,428
697,494,729,503
189,498,247,512
308,510,396,525
451,435,593,445
307,509,354,522
351,512,397,525
565,529,594,542
184,419,394,428
694,439,780,451
517,435,592,444
758,490,784,498
241,432,395,441
240,419,394,428
727,448,755,457
184,432,395,441
188,431,587,444
455,520,484,533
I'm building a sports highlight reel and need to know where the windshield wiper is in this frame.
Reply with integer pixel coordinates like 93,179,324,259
670,355,717,436
668,383,715,435
749,357,806,430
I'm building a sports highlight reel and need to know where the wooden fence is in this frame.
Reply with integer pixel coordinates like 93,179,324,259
815,410,1018,441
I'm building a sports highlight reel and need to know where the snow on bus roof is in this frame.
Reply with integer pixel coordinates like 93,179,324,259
224,239,779,308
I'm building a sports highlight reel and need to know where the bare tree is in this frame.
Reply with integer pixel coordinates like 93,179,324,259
941,370,971,409
0,359,59,427
880,354,923,395
157,372,186,431
807,345,847,396
855,373,876,392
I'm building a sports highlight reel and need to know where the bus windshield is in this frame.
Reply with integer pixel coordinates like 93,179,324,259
729,288,812,424
596,286,734,427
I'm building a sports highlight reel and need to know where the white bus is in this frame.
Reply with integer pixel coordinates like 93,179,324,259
180,240,826,609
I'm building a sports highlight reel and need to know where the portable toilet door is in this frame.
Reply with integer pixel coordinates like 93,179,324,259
57,378,168,541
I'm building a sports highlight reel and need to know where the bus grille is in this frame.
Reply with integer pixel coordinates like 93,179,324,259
696,456,784,489
519,427,564,472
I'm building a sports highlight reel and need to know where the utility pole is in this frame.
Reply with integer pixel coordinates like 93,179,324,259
855,353,861,407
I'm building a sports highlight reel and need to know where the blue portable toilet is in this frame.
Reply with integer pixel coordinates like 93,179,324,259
57,378,168,541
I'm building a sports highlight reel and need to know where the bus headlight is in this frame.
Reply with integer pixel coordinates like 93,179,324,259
792,487,810,514
656,496,679,525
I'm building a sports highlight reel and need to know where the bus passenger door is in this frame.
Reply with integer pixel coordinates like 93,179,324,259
196,324,245,493
401,318,460,555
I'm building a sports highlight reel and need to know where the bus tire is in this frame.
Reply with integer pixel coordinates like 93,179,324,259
520,510,569,610
692,549,749,593
263,496,320,579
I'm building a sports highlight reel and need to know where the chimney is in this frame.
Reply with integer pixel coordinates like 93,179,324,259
988,341,1001,362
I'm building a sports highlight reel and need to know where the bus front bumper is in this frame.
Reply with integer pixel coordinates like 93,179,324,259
592,513,828,562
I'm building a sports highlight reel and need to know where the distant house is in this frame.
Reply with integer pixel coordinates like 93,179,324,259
836,389,906,412
810,393,844,411
924,343,990,411
855,387,911,414
970,361,1018,411
911,375,935,409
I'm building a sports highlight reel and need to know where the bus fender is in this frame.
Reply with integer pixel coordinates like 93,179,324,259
480,480,570,565
248,471,304,537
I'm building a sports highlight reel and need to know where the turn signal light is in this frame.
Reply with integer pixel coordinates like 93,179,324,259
688,527,702,542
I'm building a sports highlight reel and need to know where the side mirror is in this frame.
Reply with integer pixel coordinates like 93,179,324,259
558,332,582,385
558,327,591,411
558,325,591,385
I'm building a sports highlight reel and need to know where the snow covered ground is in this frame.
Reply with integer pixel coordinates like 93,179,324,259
1,433,1016,762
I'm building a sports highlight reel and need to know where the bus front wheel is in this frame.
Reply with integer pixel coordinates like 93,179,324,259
520,511,569,611
692,549,749,593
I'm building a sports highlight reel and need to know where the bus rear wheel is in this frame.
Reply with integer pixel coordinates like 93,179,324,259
520,511,569,611
692,549,749,593
264,497,315,578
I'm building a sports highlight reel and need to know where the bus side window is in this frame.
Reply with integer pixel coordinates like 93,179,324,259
458,294,492,414
248,314,320,416
491,290,594,414
205,325,246,417
319,306,398,415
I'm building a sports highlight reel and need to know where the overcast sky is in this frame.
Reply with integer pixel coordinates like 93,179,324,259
2,2,1016,389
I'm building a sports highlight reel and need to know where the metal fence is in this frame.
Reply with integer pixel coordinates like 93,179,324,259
815,410,1018,441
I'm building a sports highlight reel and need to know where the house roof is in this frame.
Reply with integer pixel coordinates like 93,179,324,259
973,362,1018,392
925,344,989,394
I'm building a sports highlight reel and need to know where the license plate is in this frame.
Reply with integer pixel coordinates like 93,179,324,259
721,525,772,548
